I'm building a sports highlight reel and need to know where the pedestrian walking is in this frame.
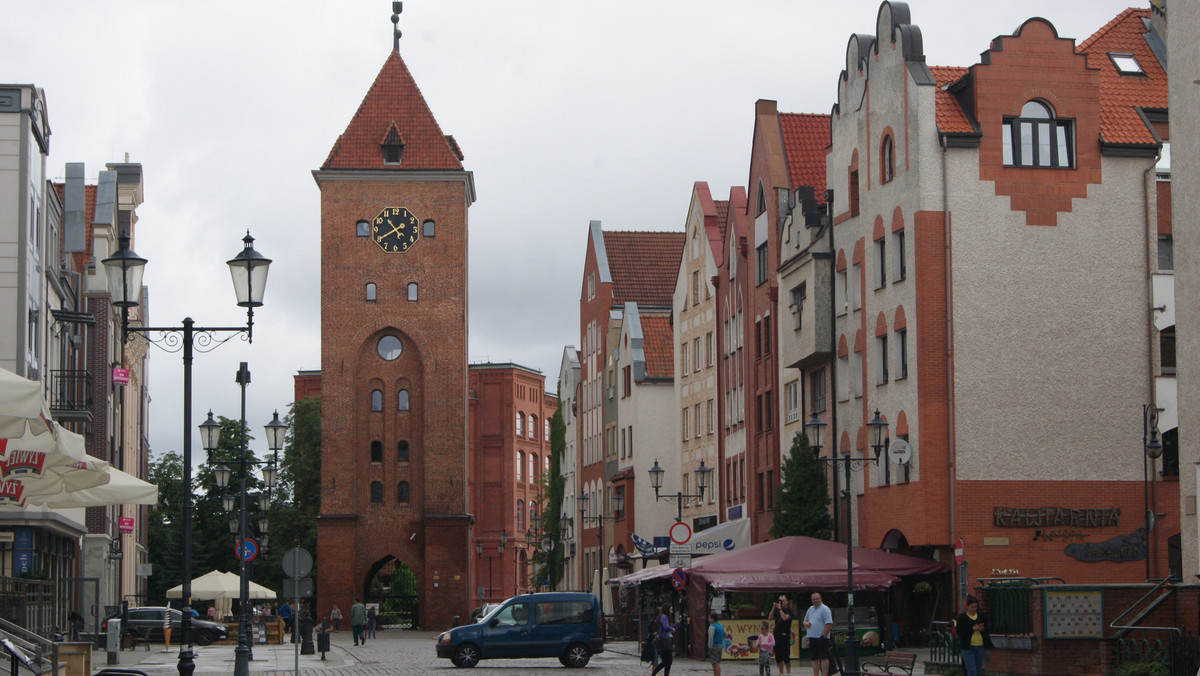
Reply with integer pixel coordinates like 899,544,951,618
757,621,776,676
279,601,293,635
955,595,994,676
349,598,367,646
367,604,378,639
650,604,681,676
330,604,342,631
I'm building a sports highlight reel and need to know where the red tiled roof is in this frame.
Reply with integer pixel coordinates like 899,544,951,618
322,51,463,170
779,113,831,198
640,314,674,379
602,231,684,307
930,66,973,134
1077,8,1166,146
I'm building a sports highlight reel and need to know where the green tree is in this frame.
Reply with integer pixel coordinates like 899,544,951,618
146,451,185,602
256,396,321,594
770,432,833,540
531,387,567,589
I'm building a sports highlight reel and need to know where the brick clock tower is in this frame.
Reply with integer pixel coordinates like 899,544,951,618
312,45,475,629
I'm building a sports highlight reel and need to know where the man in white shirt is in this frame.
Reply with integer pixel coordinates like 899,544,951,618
802,592,833,676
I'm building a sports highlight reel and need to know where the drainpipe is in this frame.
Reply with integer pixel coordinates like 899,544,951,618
941,134,958,608
1143,148,1163,578
826,189,840,540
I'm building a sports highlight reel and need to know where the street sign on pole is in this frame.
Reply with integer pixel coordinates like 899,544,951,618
669,522,692,545
236,538,258,562
670,552,692,569
671,568,688,590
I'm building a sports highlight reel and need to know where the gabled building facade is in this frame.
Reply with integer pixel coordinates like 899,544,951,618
575,222,682,591
800,2,1178,600
673,183,725,530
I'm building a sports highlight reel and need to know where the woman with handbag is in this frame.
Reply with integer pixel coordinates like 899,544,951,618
651,604,681,676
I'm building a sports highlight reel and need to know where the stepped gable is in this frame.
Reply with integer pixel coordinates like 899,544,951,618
322,50,463,170
780,113,831,200
602,230,684,307
1076,8,1166,147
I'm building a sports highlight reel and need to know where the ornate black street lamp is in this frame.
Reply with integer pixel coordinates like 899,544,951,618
806,408,888,676
578,492,622,585
103,232,270,676
474,530,507,603
648,459,711,523
203,376,283,676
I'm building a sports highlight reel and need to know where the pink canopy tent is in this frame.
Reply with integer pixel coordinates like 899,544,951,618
654,536,950,659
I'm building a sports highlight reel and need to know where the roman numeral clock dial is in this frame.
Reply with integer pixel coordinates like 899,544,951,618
372,206,419,253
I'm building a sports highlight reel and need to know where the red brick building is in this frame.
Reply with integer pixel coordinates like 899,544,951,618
467,364,555,603
313,48,476,629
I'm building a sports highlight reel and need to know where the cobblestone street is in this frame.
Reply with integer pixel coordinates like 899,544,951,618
102,629,933,675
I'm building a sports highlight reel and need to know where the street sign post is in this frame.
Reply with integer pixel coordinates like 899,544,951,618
671,568,687,591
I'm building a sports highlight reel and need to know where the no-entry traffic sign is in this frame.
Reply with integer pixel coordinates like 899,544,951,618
669,521,692,545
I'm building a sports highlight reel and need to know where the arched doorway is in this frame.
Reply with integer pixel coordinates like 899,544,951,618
364,556,419,629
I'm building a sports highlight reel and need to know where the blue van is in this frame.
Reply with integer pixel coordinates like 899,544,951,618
436,592,604,668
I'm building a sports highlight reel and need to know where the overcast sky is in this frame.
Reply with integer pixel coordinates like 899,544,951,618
5,0,1138,462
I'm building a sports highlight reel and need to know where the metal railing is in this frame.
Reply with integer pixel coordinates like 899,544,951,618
925,621,960,663
0,616,59,675
47,369,93,420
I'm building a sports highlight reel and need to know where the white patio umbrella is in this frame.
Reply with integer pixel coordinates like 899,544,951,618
0,367,52,439
166,570,276,600
43,465,158,509
0,421,111,508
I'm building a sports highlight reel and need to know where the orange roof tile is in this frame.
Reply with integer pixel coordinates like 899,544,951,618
602,231,684,307
1077,8,1166,146
640,314,674,379
930,66,973,134
779,113,831,197
322,51,463,170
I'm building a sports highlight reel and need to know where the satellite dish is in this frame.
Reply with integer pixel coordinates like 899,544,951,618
888,439,912,465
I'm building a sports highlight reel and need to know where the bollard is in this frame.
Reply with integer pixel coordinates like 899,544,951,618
317,631,330,660
299,614,315,655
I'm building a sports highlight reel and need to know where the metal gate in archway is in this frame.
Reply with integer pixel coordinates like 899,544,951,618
366,558,419,630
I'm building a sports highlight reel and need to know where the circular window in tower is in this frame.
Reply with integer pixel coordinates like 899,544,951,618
377,335,403,361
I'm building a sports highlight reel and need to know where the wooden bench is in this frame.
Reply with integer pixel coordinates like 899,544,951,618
861,650,918,675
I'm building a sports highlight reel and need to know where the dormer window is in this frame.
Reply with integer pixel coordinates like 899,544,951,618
381,123,405,165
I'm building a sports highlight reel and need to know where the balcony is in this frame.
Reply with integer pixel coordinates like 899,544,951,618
48,370,93,425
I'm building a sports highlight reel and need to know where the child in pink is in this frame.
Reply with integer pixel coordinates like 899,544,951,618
757,621,776,676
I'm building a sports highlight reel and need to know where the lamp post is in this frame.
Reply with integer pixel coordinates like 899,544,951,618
102,231,271,676
1142,404,1163,581
578,492,621,588
648,460,711,523
203,371,283,676
474,530,507,604
805,408,888,676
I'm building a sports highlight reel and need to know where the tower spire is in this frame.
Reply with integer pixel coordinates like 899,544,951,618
391,1,402,51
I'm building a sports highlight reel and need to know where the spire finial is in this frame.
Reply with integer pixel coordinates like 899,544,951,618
391,2,403,51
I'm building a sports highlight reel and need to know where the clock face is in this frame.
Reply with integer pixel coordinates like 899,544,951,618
372,207,419,253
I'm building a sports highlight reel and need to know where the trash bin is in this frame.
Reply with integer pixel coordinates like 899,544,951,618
317,631,330,659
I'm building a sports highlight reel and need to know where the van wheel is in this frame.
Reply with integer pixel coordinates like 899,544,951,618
561,643,591,668
452,643,481,668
